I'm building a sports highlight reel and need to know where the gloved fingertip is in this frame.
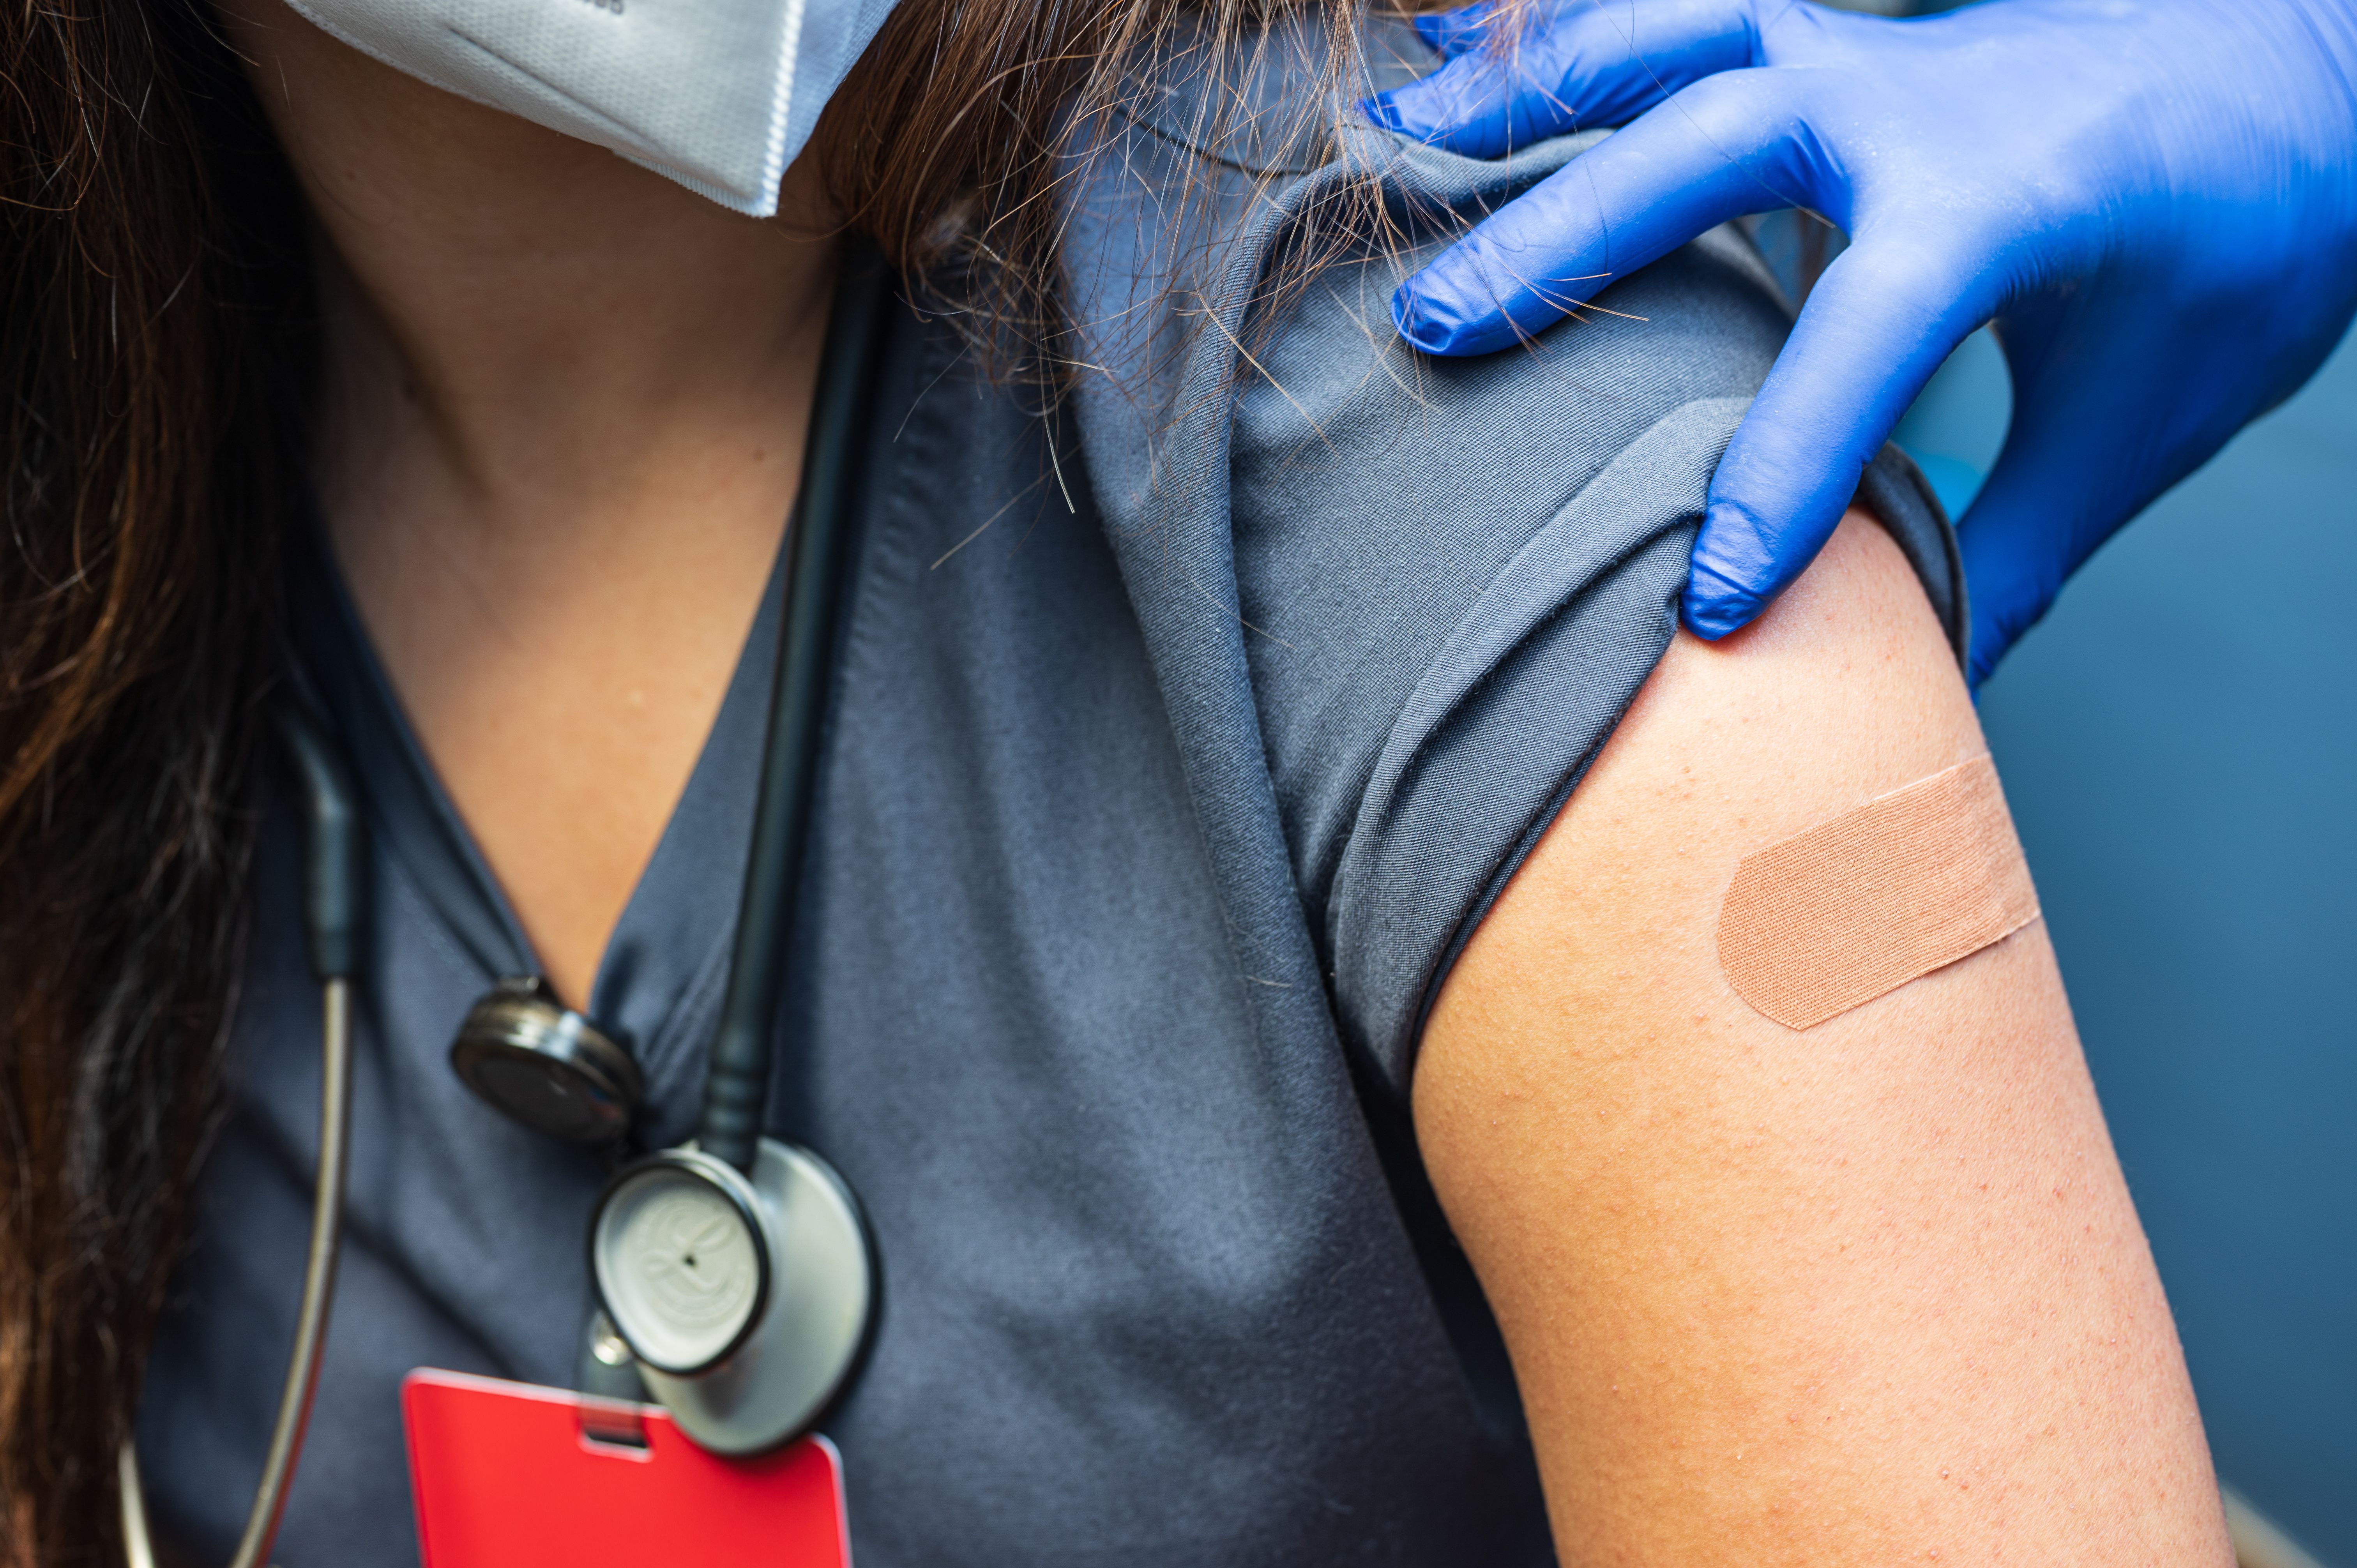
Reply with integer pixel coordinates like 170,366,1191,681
1959,577,2051,690
1680,588,1764,641
1389,280,1452,353
1413,6,1482,55
1964,627,2005,690
1680,553,1769,640
1394,272,1551,357
1368,76,1459,140
1416,0,1504,58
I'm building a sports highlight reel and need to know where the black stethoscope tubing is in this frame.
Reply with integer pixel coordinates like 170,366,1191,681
700,244,885,1174
120,244,888,1567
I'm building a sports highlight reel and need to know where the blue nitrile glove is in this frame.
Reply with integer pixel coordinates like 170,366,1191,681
1364,0,2357,681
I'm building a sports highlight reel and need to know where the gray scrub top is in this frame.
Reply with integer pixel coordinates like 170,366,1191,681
137,30,1960,1568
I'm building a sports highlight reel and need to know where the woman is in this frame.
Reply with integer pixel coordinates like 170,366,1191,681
0,0,2232,1562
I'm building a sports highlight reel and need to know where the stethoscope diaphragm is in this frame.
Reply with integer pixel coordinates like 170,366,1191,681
592,1148,771,1375
592,1138,873,1455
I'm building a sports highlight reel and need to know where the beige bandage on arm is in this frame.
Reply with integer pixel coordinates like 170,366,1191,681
1717,756,2041,1030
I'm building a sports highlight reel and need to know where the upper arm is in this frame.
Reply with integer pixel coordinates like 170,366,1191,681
1415,512,2232,1564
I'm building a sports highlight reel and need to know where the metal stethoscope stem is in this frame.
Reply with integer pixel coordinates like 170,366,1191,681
123,699,364,1568
122,981,352,1568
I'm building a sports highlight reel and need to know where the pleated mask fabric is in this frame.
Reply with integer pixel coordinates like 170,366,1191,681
283,0,901,215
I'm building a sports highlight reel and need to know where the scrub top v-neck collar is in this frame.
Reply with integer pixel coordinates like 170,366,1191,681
287,523,788,1145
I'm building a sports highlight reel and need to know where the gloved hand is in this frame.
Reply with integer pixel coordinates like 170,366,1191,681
1364,0,2357,681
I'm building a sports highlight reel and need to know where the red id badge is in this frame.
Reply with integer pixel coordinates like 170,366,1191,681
403,1369,850,1568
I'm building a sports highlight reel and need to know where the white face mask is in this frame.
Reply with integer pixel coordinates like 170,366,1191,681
284,0,901,217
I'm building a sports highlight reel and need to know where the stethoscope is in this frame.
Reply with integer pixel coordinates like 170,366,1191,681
122,251,888,1567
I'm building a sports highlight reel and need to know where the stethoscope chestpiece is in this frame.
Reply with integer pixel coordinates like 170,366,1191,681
450,977,643,1142
590,1137,873,1457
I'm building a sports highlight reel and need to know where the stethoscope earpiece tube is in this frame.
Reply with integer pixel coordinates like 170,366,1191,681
697,247,892,1174
274,702,366,982
125,701,362,1568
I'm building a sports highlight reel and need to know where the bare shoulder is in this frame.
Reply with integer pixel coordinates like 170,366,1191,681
1417,512,2233,1565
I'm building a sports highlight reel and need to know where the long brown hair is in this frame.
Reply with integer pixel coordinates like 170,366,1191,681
2,0,312,1558
0,0,1429,1557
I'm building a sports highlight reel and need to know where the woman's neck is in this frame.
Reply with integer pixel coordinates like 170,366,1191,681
227,0,840,1007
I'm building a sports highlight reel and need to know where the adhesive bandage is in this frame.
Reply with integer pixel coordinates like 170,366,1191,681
1716,756,2040,1030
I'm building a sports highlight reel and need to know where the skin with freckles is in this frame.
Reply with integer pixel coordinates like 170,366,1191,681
218,0,838,1007
1419,512,2233,1564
